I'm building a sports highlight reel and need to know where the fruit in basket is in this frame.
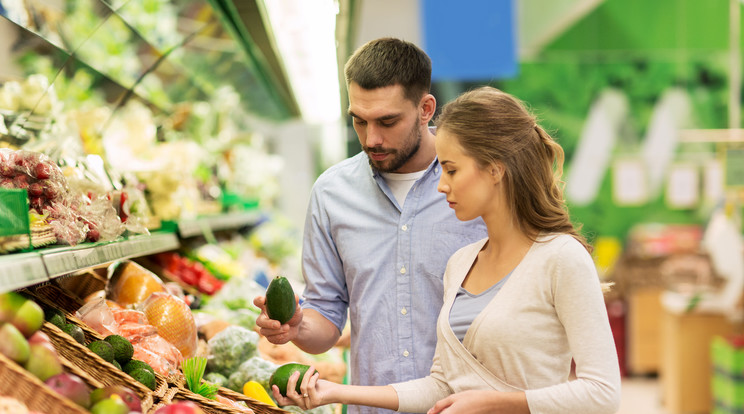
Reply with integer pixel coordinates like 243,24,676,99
27,330,54,352
24,343,63,381
0,396,29,413
90,396,130,414
265,276,296,324
0,322,30,364
44,307,67,329
269,363,317,397
90,385,142,412
10,299,44,337
107,261,166,307
142,292,197,358
123,359,155,376
0,292,26,323
153,401,205,414
88,340,115,363
44,372,91,408
104,334,134,364
130,367,157,390
62,323,86,344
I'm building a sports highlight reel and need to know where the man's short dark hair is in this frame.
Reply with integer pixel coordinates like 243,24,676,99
344,37,432,104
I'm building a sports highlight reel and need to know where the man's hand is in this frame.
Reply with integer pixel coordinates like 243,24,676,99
253,294,303,344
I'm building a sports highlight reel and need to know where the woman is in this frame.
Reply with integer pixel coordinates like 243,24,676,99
275,86,621,414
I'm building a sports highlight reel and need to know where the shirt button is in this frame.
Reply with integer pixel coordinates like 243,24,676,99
400,267,406,274
403,350,410,357
401,307,407,315
401,224,408,231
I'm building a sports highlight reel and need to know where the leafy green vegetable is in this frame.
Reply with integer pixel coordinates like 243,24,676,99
183,356,219,400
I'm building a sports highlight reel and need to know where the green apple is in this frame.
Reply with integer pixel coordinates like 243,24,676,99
90,396,130,414
0,292,26,323
11,299,44,337
0,322,30,364
24,343,63,381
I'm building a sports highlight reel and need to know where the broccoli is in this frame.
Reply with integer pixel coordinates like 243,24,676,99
204,372,228,388
206,326,259,376
227,356,278,392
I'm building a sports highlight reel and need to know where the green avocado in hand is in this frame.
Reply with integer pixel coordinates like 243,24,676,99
265,276,296,324
269,363,317,396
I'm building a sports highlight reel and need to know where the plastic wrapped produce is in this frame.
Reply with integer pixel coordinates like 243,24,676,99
131,334,183,376
227,356,277,392
141,292,197,359
106,260,166,308
75,298,118,337
206,325,259,376
0,148,87,245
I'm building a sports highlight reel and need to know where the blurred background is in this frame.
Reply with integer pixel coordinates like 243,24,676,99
1,1,744,413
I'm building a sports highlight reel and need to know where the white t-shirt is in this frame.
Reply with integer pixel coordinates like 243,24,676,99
381,170,427,207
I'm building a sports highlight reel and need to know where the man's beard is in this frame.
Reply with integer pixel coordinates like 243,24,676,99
365,123,422,173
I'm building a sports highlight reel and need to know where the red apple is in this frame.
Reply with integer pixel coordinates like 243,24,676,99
28,330,55,353
154,401,205,414
45,373,91,408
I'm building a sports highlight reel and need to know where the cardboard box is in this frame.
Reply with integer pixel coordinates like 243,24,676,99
661,310,736,414
628,287,664,374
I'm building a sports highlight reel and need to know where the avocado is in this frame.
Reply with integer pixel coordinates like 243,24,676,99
269,363,317,397
104,334,134,364
130,367,156,390
62,323,85,344
87,340,115,363
265,276,296,324
112,359,121,370
45,308,66,329
123,359,155,376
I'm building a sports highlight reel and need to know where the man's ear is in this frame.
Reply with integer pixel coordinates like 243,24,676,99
420,94,436,124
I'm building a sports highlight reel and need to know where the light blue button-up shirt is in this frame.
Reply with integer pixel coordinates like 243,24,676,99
301,151,487,414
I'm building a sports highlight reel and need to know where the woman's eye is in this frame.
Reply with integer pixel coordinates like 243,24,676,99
447,170,456,175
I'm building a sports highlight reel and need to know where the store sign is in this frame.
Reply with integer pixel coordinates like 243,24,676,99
421,0,517,81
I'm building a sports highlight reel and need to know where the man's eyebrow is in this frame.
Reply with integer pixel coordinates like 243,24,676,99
347,111,401,121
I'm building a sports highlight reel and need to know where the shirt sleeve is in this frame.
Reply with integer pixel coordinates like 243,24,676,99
300,184,349,333
525,241,621,414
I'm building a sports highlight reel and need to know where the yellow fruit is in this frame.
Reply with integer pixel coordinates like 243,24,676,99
243,381,276,406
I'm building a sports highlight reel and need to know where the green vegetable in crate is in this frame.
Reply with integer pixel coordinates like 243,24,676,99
104,334,133,364
112,360,121,370
63,323,85,344
183,356,218,399
204,372,228,388
88,340,115,363
124,359,155,376
227,356,278,392
265,276,296,324
44,307,66,329
206,326,258,375
269,363,318,397
130,367,156,390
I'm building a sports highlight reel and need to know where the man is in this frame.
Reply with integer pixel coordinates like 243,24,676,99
254,38,487,414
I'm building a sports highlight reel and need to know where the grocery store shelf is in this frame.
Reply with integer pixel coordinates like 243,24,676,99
0,252,47,293
41,232,180,278
175,211,265,238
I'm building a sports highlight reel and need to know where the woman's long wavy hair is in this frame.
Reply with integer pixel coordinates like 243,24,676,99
435,86,591,252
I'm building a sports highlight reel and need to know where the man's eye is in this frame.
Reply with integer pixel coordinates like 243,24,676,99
354,119,367,126
381,121,396,127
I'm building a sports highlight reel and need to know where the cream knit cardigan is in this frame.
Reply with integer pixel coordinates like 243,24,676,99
391,234,621,413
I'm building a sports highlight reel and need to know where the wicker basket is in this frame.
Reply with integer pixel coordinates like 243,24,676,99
0,347,90,414
55,271,107,303
23,285,170,401
151,385,290,414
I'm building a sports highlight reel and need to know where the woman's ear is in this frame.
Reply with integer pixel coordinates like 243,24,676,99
420,94,436,124
489,163,505,184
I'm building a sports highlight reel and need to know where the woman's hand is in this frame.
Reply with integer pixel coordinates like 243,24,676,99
271,365,335,410
427,390,529,414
